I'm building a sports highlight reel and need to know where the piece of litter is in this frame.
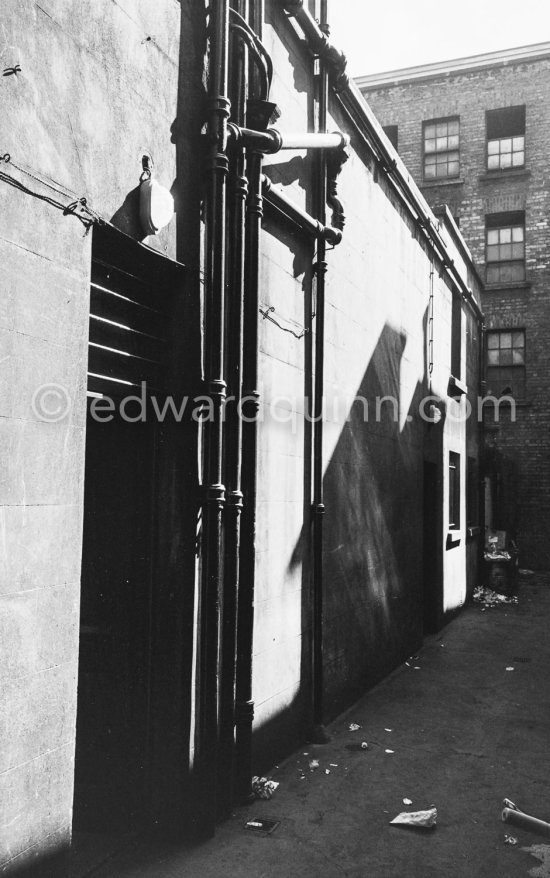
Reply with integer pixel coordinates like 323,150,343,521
504,835,518,845
251,776,279,800
385,728,392,732
385,749,395,754
390,808,437,828
349,723,361,731
361,741,369,750
473,586,518,608
413,666,421,670
329,763,338,767
245,818,280,835
506,667,515,672
309,759,319,770
403,798,413,805
325,769,330,775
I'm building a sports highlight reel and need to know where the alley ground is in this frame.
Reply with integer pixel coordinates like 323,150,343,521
70,573,550,878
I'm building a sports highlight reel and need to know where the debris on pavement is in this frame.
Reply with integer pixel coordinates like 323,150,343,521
502,799,550,837
244,817,280,835
390,808,437,828
519,569,534,576
403,798,413,806
325,769,330,775
308,759,319,771
384,728,392,732
506,666,515,671
329,763,338,767
385,749,395,754
349,722,361,731
474,586,518,608
361,741,369,750
251,776,279,799
504,835,518,845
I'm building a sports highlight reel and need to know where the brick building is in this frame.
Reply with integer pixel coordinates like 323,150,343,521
1,0,481,872
357,43,550,570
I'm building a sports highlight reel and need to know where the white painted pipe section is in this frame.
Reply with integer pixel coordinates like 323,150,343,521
270,130,350,150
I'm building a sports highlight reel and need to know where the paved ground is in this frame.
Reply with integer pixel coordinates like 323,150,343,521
74,573,550,878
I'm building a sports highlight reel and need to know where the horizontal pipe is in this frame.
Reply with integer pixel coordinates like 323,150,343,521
277,131,350,150
228,124,349,153
261,175,342,244
502,807,550,838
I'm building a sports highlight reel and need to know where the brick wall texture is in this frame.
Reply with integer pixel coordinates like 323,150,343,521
362,54,550,569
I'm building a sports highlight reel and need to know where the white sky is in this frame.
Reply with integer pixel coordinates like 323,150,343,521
328,1,549,76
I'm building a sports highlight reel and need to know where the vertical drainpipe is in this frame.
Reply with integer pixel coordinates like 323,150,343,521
235,0,265,805
219,0,248,818
199,0,230,835
479,316,487,569
310,0,329,741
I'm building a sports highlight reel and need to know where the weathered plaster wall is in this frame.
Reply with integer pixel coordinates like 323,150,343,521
0,0,183,870
252,6,480,742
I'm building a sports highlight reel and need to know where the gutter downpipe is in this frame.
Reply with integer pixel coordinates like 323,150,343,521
311,0,329,742
198,0,230,836
218,0,248,819
234,0,265,805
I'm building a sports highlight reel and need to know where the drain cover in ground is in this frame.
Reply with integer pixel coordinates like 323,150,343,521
244,818,280,834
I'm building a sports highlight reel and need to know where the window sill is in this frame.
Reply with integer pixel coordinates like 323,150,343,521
484,281,531,292
421,178,464,188
479,169,531,183
446,532,461,550
483,399,530,409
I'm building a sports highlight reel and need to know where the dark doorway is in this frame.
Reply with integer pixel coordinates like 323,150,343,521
423,461,441,634
73,411,157,831
74,226,180,832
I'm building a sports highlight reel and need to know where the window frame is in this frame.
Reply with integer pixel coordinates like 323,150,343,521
448,451,461,531
485,212,525,285
486,328,526,400
486,106,526,172
422,116,460,182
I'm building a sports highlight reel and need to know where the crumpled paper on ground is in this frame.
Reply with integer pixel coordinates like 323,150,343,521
251,776,279,799
473,586,518,608
390,808,437,828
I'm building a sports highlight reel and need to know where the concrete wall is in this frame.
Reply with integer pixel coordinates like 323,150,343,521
252,6,481,743
362,56,550,568
0,0,184,870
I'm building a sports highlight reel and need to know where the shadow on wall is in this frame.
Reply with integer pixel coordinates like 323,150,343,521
288,319,429,726
319,322,428,719
109,185,146,241
252,315,433,770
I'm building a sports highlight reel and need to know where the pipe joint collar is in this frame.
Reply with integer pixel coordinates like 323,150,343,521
206,378,227,401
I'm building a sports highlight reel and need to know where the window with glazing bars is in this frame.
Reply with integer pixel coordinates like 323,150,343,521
486,106,525,171
449,452,460,530
486,329,526,399
486,213,525,284
423,118,459,179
